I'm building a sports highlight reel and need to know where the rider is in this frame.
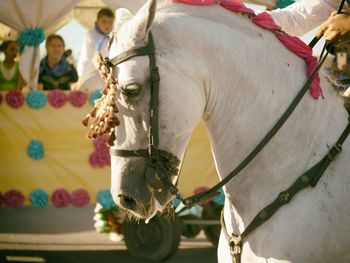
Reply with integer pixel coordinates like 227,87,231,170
270,0,350,103
269,0,350,44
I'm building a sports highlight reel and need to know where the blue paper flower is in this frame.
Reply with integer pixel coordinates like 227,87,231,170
276,0,295,8
212,188,225,205
89,89,102,106
172,195,182,208
30,189,49,208
27,140,45,160
26,90,47,109
97,190,115,209
18,28,45,53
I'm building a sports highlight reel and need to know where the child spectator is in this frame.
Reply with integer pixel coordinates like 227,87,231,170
0,40,24,90
38,34,78,90
77,8,115,77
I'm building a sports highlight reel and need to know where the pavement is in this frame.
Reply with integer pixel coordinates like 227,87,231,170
0,205,217,263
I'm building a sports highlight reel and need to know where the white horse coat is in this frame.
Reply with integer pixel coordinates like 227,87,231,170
107,0,350,262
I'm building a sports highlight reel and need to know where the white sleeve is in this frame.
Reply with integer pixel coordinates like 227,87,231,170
77,30,98,77
269,0,339,36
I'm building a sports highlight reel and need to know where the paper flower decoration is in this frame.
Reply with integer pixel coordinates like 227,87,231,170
26,90,47,109
30,189,49,208
89,150,110,168
89,151,111,168
68,91,88,108
6,90,25,108
0,192,4,206
89,89,102,105
51,188,71,208
27,139,45,160
276,0,294,8
194,187,211,205
89,135,110,168
172,194,182,208
18,28,45,53
71,189,90,208
47,89,67,108
212,188,225,205
93,134,109,149
97,190,115,209
4,189,25,208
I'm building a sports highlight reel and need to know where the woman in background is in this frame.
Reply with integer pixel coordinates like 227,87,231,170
39,34,78,90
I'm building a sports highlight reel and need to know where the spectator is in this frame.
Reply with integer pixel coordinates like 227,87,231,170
38,34,78,90
0,40,24,90
77,8,115,77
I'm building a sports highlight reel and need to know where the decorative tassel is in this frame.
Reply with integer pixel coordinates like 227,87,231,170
82,54,120,147
108,130,116,146
81,114,90,127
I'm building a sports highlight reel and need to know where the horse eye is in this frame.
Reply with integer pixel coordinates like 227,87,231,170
120,83,142,98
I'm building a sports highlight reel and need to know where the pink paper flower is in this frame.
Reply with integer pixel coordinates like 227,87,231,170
93,134,109,150
4,189,25,208
0,192,5,206
90,135,111,168
68,91,88,107
51,188,71,208
89,148,110,168
99,148,111,165
71,189,90,207
89,152,100,168
47,89,67,108
6,90,25,109
194,187,211,205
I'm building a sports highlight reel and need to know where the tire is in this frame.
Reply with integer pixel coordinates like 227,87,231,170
180,215,202,238
202,202,223,247
123,213,181,261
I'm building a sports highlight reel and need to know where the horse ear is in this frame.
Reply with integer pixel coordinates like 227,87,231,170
130,0,157,41
115,8,133,30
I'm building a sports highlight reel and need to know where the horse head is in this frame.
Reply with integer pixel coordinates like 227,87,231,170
99,0,204,219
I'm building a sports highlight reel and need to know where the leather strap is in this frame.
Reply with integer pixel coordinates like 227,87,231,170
106,45,155,67
221,117,350,262
110,148,180,166
180,50,330,208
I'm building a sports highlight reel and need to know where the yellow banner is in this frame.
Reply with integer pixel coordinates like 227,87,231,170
0,91,218,206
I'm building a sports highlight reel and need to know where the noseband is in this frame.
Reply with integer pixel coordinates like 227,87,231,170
104,33,180,195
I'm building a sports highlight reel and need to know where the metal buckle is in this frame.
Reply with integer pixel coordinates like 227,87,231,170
229,235,242,257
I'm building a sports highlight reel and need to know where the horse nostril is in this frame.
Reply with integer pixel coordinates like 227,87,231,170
118,194,137,210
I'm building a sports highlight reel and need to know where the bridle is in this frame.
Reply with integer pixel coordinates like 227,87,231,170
103,33,181,196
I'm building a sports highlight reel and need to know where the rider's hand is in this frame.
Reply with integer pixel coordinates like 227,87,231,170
316,11,350,45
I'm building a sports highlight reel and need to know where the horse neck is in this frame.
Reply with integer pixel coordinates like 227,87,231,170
156,3,311,175
156,3,349,223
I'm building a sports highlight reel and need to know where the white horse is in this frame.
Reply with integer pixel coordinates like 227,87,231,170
104,0,350,262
